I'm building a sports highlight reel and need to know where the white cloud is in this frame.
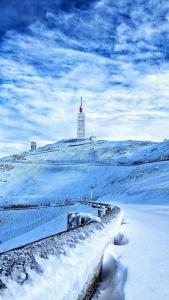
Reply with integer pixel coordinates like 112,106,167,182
0,0,169,157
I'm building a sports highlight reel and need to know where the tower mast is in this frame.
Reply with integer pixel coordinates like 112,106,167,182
77,97,85,139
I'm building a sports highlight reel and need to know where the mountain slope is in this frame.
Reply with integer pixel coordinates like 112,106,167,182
1,139,169,205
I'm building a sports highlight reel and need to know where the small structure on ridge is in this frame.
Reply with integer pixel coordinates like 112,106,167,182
30,141,37,151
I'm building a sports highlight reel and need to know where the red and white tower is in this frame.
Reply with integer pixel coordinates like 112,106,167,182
77,97,85,139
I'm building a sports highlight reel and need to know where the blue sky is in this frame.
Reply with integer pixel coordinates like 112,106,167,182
0,0,169,157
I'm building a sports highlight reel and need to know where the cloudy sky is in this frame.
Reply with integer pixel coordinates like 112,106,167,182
0,0,169,157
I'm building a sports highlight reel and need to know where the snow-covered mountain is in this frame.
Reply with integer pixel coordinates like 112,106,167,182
1,138,169,206
1,139,169,300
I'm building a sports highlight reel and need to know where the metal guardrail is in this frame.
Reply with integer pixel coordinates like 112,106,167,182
67,201,120,230
0,202,75,211
0,200,120,255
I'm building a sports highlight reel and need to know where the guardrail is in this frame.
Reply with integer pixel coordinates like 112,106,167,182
0,201,120,255
67,201,120,230
0,203,122,297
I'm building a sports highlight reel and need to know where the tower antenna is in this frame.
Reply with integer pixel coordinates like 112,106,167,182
77,96,85,139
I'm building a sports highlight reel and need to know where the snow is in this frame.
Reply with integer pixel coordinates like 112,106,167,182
121,204,169,300
92,203,169,300
70,212,101,227
0,211,123,300
92,244,126,300
0,203,98,253
1,139,169,299
1,139,169,207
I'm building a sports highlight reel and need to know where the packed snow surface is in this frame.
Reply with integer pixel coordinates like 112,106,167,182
122,204,169,300
93,202,169,300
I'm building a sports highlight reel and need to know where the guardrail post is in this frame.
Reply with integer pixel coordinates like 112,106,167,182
67,213,73,230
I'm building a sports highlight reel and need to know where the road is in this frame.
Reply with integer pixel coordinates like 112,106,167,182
2,159,165,168
117,204,169,300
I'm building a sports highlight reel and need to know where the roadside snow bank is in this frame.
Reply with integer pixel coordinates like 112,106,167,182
92,245,127,300
0,211,123,300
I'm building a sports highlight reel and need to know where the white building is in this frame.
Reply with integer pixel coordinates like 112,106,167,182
30,141,37,151
77,97,85,139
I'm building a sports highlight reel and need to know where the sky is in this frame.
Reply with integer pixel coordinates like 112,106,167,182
0,0,169,157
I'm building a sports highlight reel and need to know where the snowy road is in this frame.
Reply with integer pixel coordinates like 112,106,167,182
6,160,169,167
5,161,119,167
92,204,169,300
119,205,169,300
